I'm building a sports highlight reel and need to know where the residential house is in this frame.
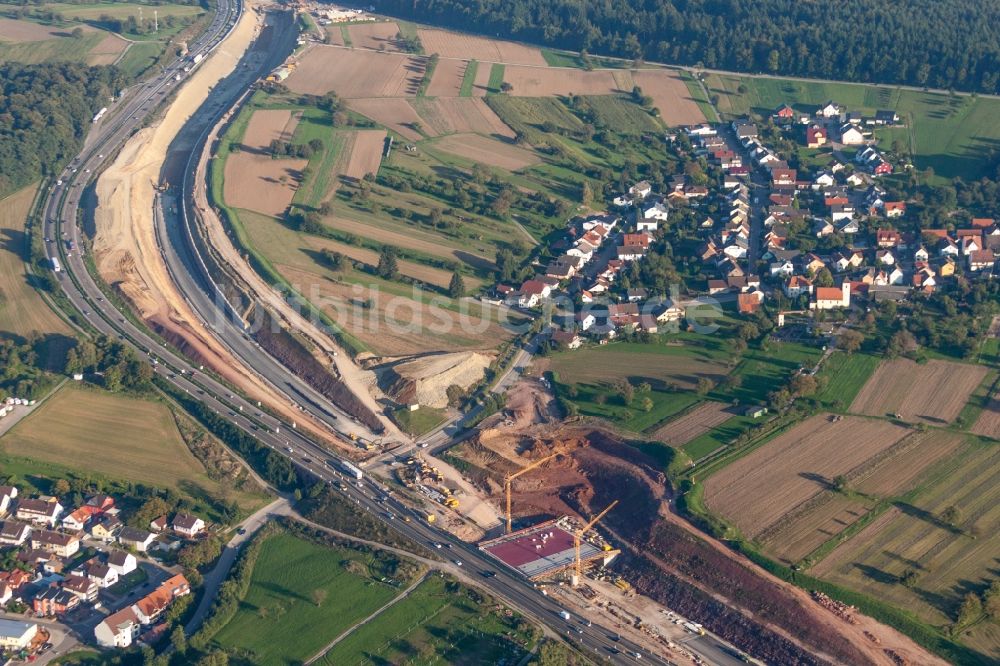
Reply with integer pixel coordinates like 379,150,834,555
839,124,865,145
118,527,156,553
132,574,190,625
0,520,31,547
876,229,902,248
802,253,826,275
771,168,797,186
551,330,582,349
876,249,896,266
812,171,836,189
61,508,90,532
0,584,11,607
874,110,899,125
514,280,551,308
15,498,63,527
149,516,168,533
873,159,893,176
62,574,99,603
0,619,38,651
628,181,652,199
85,561,119,589
733,121,758,139
91,515,122,543
774,104,795,120
172,514,206,538
830,204,854,223
642,201,670,222
806,125,827,148
968,249,995,272
95,606,141,648
914,246,929,263
30,529,80,558
0,486,16,516
813,219,835,237
33,586,79,616
737,291,763,314
784,276,814,298
884,202,906,218
108,550,137,576
962,236,982,256
770,261,795,277
85,494,115,514
818,101,841,118
811,283,851,310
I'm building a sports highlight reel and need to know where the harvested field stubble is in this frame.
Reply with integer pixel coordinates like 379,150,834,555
850,358,987,424
412,98,515,138
341,130,386,181
425,57,467,97
431,133,538,170
631,70,706,125
347,98,427,141
285,46,424,97
651,401,733,446
345,21,402,51
416,29,546,65
703,414,910,538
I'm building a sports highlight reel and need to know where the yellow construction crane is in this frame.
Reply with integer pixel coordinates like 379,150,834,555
573,500,618,586
504,453,557,533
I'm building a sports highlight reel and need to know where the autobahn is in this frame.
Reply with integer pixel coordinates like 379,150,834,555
35,2,745,663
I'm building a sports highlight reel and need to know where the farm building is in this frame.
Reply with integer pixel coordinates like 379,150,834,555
479,518,617,580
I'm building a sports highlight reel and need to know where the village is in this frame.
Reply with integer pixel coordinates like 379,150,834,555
495,98,997,346
0,484,207,659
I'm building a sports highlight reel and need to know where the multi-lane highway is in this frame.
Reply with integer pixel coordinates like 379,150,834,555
33,2,747,663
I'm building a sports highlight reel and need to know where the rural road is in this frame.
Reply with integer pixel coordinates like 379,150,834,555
184,496,291,634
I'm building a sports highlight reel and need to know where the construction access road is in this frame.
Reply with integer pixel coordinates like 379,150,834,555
33,1,732,663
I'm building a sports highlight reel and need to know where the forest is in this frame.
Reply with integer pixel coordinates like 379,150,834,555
371,0,1000,94
0,62,127,196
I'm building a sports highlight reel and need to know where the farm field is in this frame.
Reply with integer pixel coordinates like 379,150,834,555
340,129,386,181
346,97,427,141
0,18,117,65
238,210,512,356
416,28,546,65
551,340,731,390
849,358,987,425
210,532,411,664
811,440,1000,639
345,21,402,51
0,384,256,505
702,414,910,538
813,352,881,410
284,46,424,97
429,133,539,170
410,97,514,138
425,56,467,97
221,108,306,216
758,430,966,565
39,2,204,21
704,73,1000,180
317,575,537,665
650,401,734,447
0,184,72,337
679,414,761,461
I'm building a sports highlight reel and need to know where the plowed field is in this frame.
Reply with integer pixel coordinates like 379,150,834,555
650,401,733,446
412,98,514,138
425,57,467,97
285,46,424,97
850,358,986,424
416,29,545,65
703,414,909,538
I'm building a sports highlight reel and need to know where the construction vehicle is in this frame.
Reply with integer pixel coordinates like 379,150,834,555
504,454,557,533
573,500,618,587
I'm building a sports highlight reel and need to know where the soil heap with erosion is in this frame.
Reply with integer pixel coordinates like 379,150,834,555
451,390,947,666
89,0,364,445
365,350,493,409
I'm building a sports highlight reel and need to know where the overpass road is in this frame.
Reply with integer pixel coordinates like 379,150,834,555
36,3,746,664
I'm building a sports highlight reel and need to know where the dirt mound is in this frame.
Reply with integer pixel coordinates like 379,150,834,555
378,351,492,408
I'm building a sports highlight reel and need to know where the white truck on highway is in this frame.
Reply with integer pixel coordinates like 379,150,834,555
92,107,107,123
50,257,61,272
559,610,571,621
339,460,364,480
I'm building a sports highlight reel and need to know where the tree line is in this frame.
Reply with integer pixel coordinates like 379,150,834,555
371,0,1000,94
0,62,126,196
